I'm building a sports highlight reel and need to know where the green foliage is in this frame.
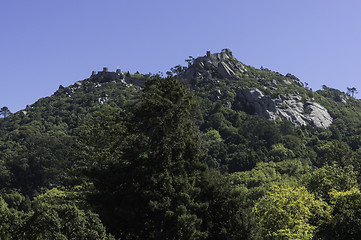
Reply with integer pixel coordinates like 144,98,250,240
2,54,361,238
83,76,207,239
230,159,310,203
80,76,261,239
318,188,361,240
316,87,361,136
315,140,352,167
202,129,226,168
347,87,358,98
0,106,11,118
0,76,140,195
254,185,330,240
197,170,259,240
22,187,113,240
303,165,358,200
270,143,295,161
0,197,16,239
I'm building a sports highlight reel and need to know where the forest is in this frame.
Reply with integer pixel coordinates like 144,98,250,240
1,52,361,239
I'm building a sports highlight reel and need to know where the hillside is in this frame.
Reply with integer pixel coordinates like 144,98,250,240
1,49,361,239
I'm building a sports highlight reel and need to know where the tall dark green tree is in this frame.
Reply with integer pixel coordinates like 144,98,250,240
197,169,259,240
82,75,258,239
84,76,206,239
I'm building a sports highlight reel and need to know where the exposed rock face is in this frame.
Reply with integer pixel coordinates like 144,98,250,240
217,62,237,79
305,102,333,128
237,88,333,128
97,94,109,104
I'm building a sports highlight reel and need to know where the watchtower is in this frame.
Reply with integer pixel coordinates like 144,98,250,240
206,50,211,58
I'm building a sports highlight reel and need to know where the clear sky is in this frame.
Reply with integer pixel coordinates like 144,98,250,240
2,0,361,112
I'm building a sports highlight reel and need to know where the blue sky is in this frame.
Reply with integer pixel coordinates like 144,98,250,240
2,0,361,112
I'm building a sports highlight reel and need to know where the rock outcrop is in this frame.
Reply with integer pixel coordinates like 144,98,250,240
237,88,333,128
217,62,237,79
179,49,246,82
178,49,333,128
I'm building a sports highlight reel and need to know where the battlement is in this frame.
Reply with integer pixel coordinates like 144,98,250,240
91,67,123,76
90,67,125,83
210,48,233,60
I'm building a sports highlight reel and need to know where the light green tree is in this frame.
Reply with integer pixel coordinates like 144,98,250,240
0,197,24,240
303,165,357,200
254,185,330,240
22,187,114,240
316,140,352,167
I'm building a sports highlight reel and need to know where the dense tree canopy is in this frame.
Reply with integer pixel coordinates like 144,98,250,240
81,76,257,239
2,56,361,238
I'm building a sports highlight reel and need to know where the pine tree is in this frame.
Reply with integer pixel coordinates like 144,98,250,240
84,76,206,239
0,107,11,118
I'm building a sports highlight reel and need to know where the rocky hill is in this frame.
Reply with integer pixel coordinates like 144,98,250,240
176,49,333,128
1,48,361,192
12,48,354,131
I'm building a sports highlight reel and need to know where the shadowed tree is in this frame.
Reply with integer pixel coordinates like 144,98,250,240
347,87,358,97
82,76,257,239
0,107,11,118
83,76,207,239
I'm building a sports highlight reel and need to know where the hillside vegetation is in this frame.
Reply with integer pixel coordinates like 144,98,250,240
1,49,361,239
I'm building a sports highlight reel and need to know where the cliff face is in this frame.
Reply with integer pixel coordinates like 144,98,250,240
178,49,333,128
237,88,332,128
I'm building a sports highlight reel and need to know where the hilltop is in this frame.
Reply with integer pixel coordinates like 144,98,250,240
176,49,333,128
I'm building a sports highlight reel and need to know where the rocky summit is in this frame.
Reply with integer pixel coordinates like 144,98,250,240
177,49,333,128
180,48,246,81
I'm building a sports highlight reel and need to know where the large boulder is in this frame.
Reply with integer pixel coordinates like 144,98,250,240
237,88,333,128
217,62,236,79
304,102,333,128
